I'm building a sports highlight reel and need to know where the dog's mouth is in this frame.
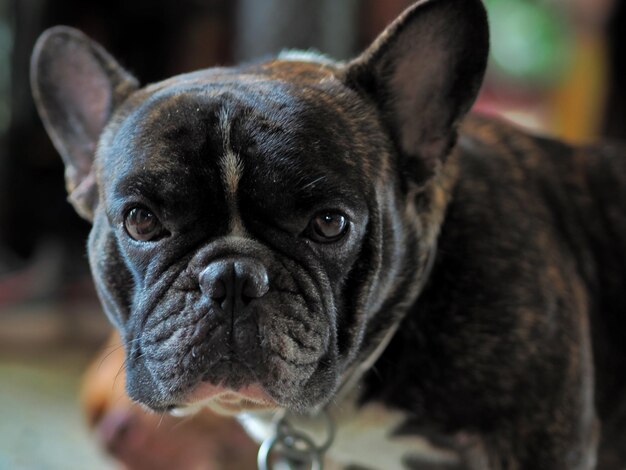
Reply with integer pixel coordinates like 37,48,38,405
130,249,337,414
169,382,278,417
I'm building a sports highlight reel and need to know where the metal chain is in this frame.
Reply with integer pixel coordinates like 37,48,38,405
257,411,335,470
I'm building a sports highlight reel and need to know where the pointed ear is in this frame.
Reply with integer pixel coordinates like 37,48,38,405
31,26,139,220
343,0,489,183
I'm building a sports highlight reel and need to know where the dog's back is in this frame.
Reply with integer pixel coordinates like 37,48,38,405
462,115,626,466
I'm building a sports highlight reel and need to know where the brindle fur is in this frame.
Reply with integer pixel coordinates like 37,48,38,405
367,115,626,468
30,0,625,468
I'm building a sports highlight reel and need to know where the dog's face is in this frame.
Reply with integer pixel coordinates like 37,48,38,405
91,68,385,412
31,0,488,413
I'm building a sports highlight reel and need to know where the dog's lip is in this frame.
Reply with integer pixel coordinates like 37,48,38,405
169,382,277,417
189,382,272,403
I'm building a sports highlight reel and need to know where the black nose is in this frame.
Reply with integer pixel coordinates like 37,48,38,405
199,257,269,312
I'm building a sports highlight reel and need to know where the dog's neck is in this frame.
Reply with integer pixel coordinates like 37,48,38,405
333,238,438,408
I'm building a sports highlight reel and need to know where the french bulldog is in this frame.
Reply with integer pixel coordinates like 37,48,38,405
31,0,626,468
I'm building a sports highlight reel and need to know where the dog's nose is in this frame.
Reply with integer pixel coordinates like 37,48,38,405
199,258,269,311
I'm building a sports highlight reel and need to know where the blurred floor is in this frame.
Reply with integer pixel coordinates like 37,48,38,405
0,291,114,470
0,353,115,470
0,352,114,470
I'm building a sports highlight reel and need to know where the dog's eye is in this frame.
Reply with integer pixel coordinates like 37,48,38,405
308,212,348,242
124,207,163,241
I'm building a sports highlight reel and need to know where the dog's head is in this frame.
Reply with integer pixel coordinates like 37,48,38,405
31,0,488,414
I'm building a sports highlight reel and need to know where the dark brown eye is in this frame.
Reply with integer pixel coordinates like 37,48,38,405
124,207,163,241
309,213,348,242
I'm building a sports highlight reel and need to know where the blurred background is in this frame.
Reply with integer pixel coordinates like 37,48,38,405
0,0,623,468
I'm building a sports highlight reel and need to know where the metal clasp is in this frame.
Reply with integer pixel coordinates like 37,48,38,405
257,411,335,470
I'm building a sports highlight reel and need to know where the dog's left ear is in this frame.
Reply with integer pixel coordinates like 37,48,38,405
30,27,138,221
343,0,489,183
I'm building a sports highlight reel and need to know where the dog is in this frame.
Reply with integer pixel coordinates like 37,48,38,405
31,0,626,467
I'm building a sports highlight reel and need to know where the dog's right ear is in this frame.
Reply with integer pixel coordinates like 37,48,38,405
31,27,138,221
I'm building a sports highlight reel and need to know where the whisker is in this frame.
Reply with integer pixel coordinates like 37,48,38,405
112,358,128,390
97,344,125,372
299,175,326,191
156,412,166,430
101,341,124,351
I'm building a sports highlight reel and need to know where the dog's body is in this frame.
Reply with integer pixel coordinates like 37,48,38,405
362,115,626,469
31,0,625,468
238,115,626,470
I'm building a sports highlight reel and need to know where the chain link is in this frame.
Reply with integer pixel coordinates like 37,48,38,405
257,411,335,470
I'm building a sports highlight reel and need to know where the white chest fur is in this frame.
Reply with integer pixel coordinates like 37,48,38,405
238,397,461,470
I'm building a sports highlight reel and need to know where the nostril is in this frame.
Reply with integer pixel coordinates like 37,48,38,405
209,279,227,301
199,261,233,300
240,270,269,300
235,259,269,301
